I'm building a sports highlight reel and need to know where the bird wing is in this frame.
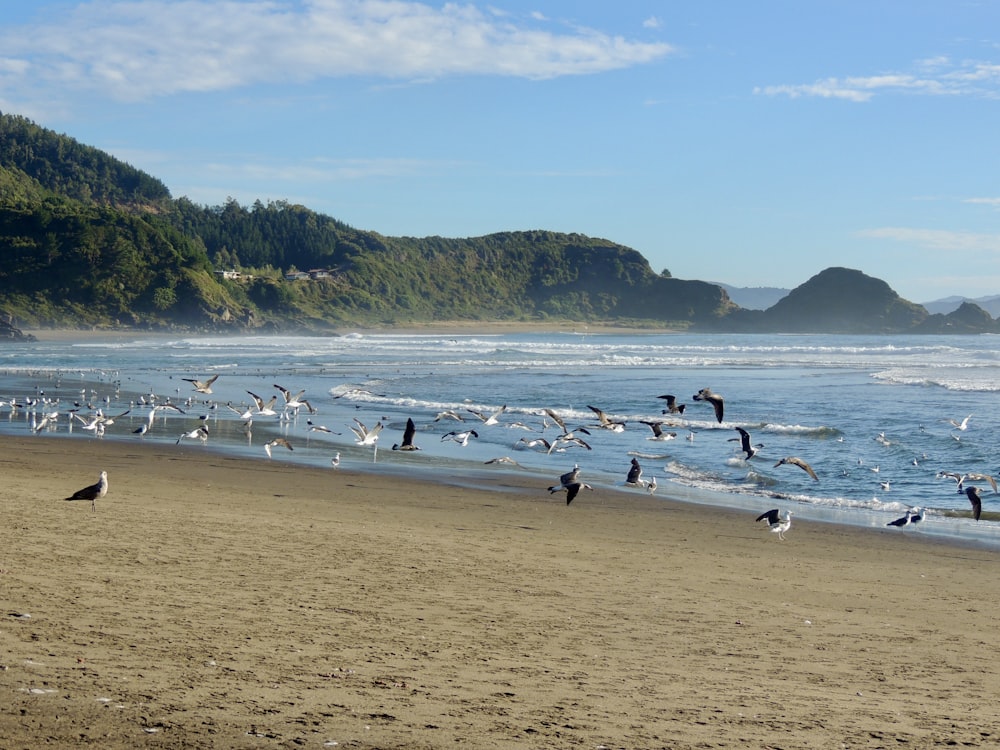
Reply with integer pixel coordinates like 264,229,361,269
756,508,780,524
966,487,982,521
626,459,642,484
967,473,998,493
403,418,416,445
543,409,567,432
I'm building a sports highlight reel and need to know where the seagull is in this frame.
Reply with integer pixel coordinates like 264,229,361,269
587,405,627,432
887,509,915,527
548,481,594,506
547,434,592,454
392,417,421,451
732,427,762,459
909,507,925,524
330,452,341,469
966,485,983,521
226,403,254,420
182,375,220,394
756,508,792,540
541,408,591,439
274,384,314,414
64,470,108,511
640,421,677,441
647,476,658,494
467,405,506,425
693,387,724,423
247,391,278,416
433,410,465,422
515,436,552,451
625,457,643,486
264,437,293,458
657,394,686,415
307,421,340,435
558,464,581,487
964,472,999,494
948,414,973,431
350,418,383,445
773,456,818,481
176,425,209,444
484,456,521,466
441,429,479,446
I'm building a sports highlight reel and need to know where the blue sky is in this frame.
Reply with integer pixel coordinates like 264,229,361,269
2,1,999,302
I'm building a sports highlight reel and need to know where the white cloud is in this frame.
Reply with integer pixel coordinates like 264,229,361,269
756,58,1000,102
0,0,673,103
643,16,661,30
964,197,1000,209
858,227,1000,252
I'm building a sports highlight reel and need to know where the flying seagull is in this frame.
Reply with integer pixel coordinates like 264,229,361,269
756,508,792,540
350,418,382,446
640,421,677,441
548,481,594,506
773,456,818,481
966,485,983,521
64,470,108,511
392,417,421,451
732,427,762,459
264,437,293,459
247,391,278,416
274,384,314,415
182,374,220,394
657,394,686,415
176,425,209,444
693,387,724,423
558,463,581,487
467,405,507,425
587,405,627,432
948,414,973,431
441,429,479,446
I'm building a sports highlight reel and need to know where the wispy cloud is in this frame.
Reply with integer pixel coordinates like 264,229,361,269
963,197,1000,209
0,0,672,104
755,56,1000,101
858,227,1000,252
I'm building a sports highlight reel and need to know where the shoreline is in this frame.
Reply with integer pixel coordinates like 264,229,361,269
3,435,1000,747
22,320,681,343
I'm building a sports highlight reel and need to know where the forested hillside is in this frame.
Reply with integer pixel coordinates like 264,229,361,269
0,112,735,330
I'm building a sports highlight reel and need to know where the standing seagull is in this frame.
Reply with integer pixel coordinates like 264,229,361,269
693,387,725,423
625,457,644,486
966,485,983,521
330,452,341,469
887,509,915,527
756,508,792,540
182,374,220,394
392,418,421,451
64,470,108,512
774,456,819,481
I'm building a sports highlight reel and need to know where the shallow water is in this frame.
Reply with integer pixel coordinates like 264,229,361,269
3,330,999,547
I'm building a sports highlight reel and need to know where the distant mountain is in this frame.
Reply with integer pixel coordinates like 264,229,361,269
921,295,1000,317
713,283,789,310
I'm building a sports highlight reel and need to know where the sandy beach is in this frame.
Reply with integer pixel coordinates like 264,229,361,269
2,436,999,749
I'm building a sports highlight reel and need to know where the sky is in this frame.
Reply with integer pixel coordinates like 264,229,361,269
1,1,999,303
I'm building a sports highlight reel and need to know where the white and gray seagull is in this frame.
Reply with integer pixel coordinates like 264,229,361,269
756,508,792,540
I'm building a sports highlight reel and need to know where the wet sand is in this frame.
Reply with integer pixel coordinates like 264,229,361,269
2,435,999,748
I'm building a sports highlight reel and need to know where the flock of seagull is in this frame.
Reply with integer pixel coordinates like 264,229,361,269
14,372,992,534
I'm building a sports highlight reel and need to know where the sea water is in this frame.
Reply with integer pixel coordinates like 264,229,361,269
2,331,999,547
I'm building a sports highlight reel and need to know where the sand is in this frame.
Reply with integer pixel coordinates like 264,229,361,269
2,436,999,749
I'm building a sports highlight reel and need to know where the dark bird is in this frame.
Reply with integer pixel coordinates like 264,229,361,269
587,405,627,432
657,394,686,415
773,456,818,481
64,470,108,511
640,420,677,441
392,417,421,451
548,481,594,506
558,464,581,487
966,485,983,521
732,427,762,459
693,387,724,423
887,510,915,527
626,457,643,486
182,374,220,394
756,508,792,540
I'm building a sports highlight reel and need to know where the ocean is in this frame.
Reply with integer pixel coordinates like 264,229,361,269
3,330,999,547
